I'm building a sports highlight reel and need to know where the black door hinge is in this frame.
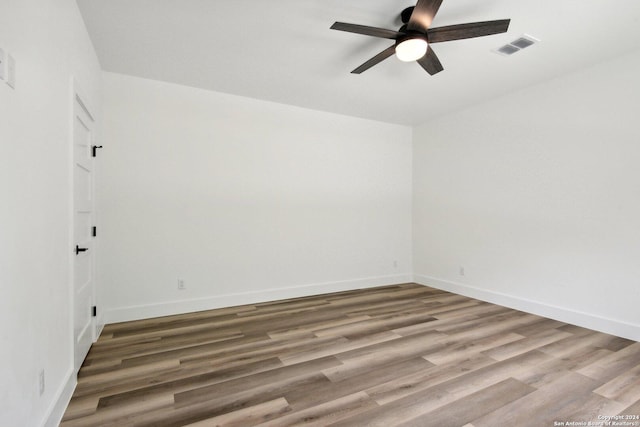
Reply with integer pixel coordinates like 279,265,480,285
92,306,97,317
92,226,97,237
92,145,103,157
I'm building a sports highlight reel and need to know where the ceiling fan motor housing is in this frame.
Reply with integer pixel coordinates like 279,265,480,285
396,31,427,47
401,6,415,24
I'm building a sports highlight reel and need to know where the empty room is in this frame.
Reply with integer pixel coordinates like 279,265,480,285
2,0,640,426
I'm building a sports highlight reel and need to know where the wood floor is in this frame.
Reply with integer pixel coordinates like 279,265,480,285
61,284,640,427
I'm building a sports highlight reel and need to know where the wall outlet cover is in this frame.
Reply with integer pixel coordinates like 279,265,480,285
7,53,15,88
0,48,5,81
39,369,45,396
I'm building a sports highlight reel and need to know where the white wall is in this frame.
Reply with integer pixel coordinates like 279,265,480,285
3,4,637,423
99,72,412,322
413,49,640,341
0,1,102,426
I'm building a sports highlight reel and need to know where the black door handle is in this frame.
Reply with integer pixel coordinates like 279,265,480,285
76,245,89,255
92,145,103,157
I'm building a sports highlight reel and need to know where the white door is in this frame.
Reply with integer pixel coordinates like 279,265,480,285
73,93,95,373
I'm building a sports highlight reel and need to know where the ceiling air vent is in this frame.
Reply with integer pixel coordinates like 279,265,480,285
497,44,520,56
494,34,539,56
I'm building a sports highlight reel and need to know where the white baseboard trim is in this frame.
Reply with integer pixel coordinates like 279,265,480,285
94,312,105,340
414,274,640,342
42,367,77,427
105,274,413,324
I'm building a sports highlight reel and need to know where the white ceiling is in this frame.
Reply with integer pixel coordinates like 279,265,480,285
77,0,640,126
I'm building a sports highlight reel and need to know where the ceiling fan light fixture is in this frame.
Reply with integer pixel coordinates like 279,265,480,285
395,37,428,62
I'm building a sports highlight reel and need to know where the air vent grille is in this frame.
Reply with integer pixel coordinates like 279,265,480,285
511,37,536,49
497,45,520,56
494,34,539,56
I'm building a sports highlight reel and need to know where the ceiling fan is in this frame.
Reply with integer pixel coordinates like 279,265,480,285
330,0,510,75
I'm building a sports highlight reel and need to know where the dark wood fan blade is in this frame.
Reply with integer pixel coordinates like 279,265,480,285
427,19,510,43
407,0,444,33
330,22,401,39
417,47,443,75
351,45,397,74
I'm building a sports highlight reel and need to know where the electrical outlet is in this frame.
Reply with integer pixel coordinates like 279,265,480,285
393,260,398,269
178,279,186,290
459,266,465,276
39,370,45,396
0,48,5,81
6,53,15,89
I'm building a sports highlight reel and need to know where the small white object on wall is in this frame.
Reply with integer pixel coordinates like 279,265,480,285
0,48,6,81
7,53,16,88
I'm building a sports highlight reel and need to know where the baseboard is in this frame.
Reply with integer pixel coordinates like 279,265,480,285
105,274,413,324
414,274,640,342
95,312,105,340
41,367,76,427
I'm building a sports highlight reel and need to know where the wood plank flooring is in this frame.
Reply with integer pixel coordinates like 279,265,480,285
61,284,640,426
